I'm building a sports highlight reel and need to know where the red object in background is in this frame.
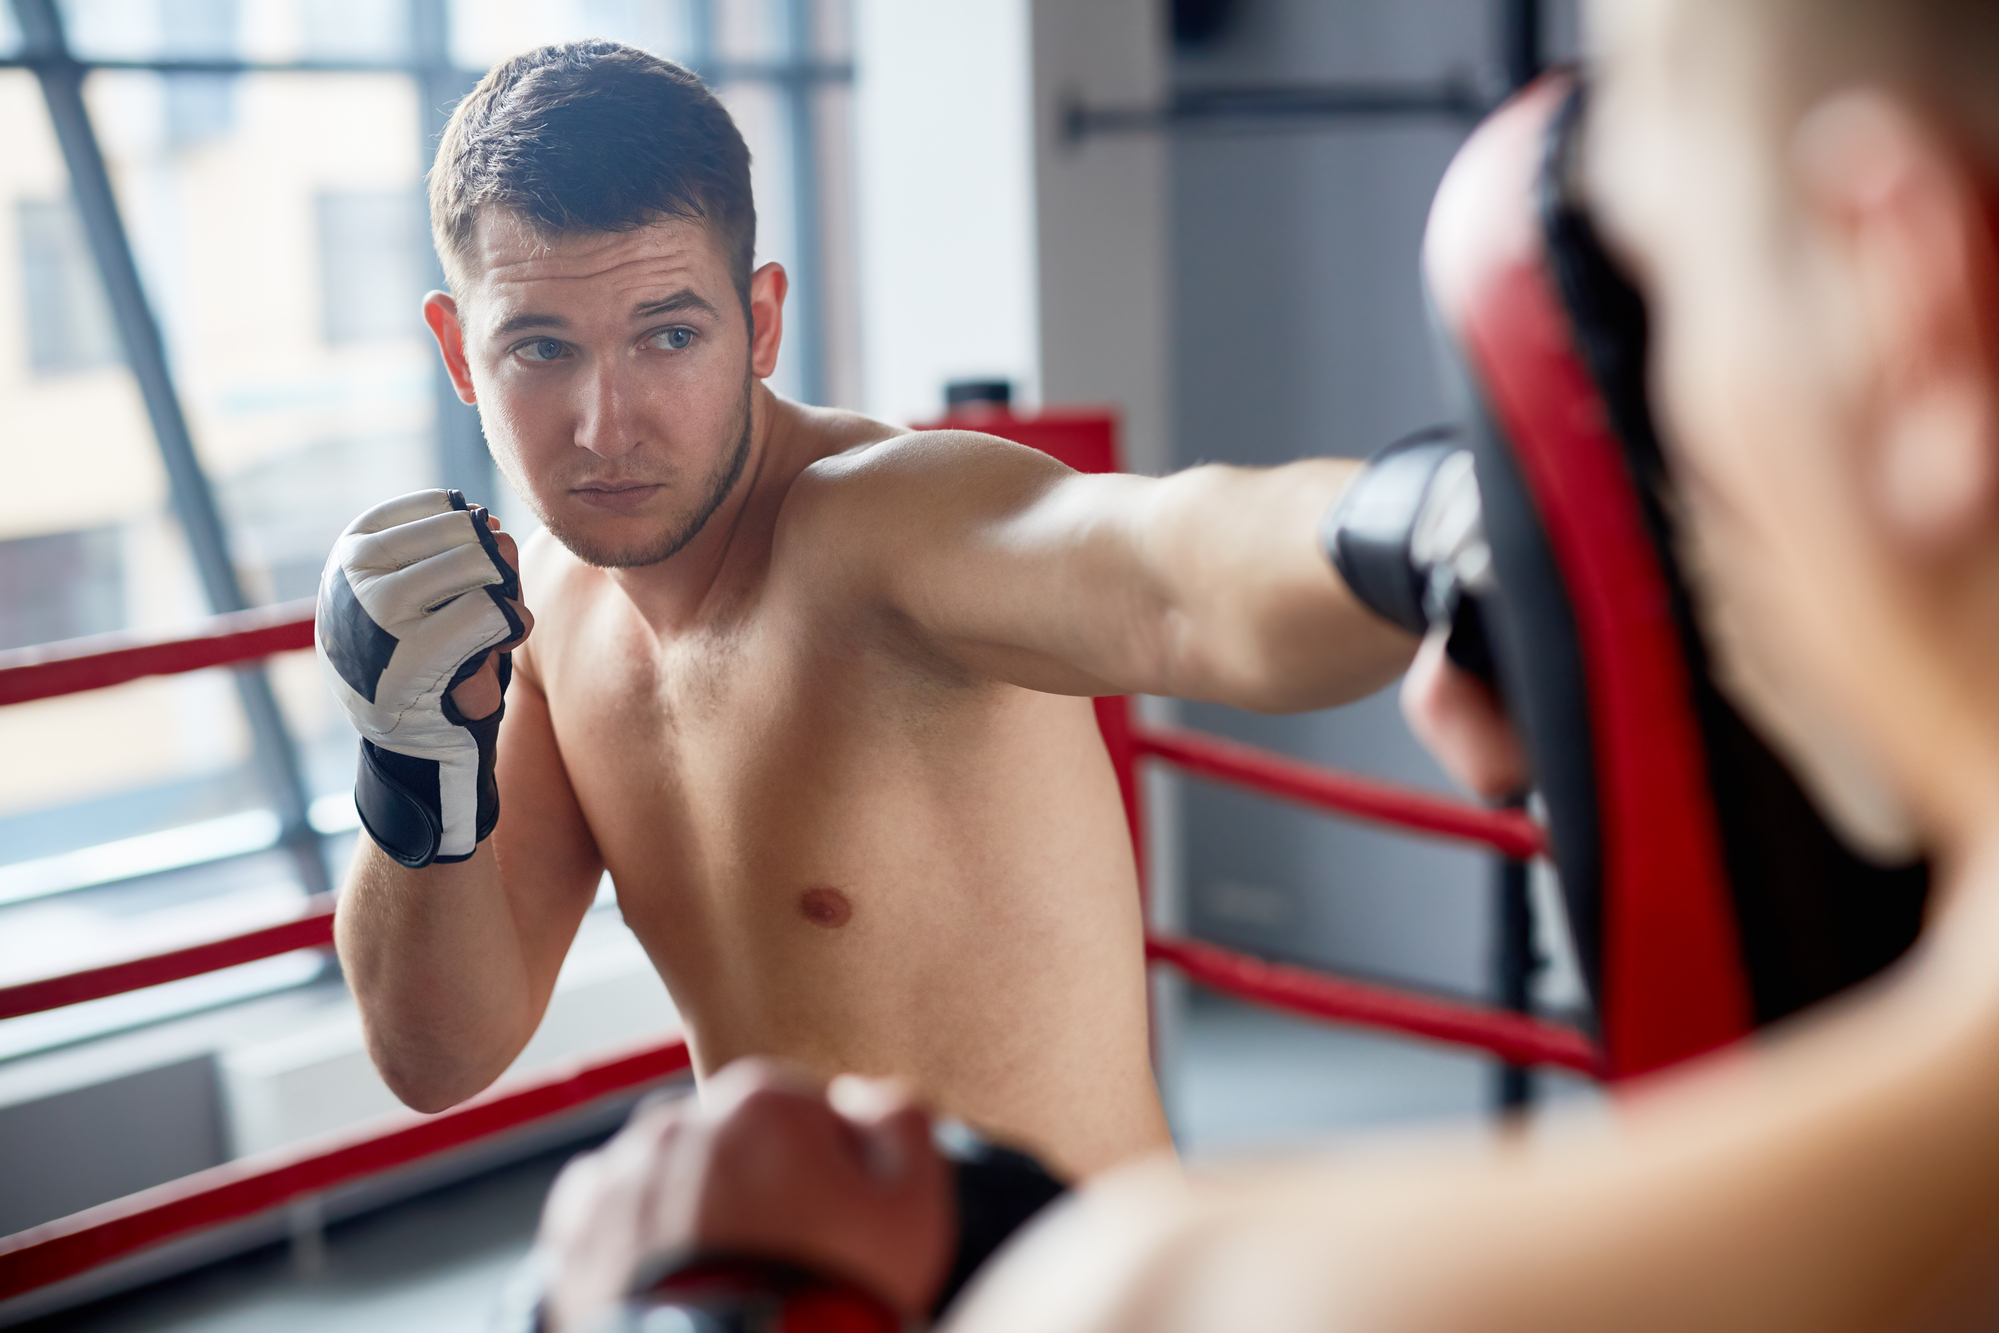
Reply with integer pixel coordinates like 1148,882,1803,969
1135,724,1544,860
0,1036,694,1302
921,406,1122,476
1147,934,1596,1074
0,600,317,707
0,899,337,1022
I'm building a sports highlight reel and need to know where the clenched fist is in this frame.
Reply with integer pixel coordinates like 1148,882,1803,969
316,489,532,868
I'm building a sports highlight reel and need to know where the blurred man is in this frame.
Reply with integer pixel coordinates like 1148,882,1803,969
520,0,1999,1328
318,41,1415,1184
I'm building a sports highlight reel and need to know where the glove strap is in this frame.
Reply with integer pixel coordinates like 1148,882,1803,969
354,679,506,869
355,739,442,869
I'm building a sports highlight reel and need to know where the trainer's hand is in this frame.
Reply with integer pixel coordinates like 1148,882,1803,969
537,1058,955,1333
446,515,532,721
1401,626,1528,802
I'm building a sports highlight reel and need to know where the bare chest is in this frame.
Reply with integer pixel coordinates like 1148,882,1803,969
537,599,1002,916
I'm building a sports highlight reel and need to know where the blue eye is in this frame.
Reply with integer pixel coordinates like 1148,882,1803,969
650,327,695,351
515,338,565,362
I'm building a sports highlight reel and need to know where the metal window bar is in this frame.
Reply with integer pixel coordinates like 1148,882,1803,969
0,2,855,916
8,0,331,901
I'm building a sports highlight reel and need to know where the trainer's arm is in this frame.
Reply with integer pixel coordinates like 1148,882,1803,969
947,919,1999,1333
336,661,604,1112
795,432,1414,712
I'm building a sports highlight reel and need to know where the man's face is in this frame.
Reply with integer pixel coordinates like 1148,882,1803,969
1586,0,1922,854
446,213,758,569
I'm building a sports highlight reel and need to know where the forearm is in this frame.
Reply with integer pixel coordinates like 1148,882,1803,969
953,940,1999,1333
1139,460,1415,711
336,838,544,1111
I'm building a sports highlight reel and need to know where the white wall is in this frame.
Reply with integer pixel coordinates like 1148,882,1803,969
851,0,1040,427
1029,0,1173,475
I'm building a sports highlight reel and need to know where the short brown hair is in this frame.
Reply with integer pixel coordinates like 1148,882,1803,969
428,41,756,307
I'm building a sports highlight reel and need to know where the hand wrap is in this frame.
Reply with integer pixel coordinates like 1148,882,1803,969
316,489,523,868
1322,428,1497,680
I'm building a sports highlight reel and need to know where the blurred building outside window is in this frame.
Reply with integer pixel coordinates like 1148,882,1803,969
0,0,856,1060
16,197,120,373
316,189,427,346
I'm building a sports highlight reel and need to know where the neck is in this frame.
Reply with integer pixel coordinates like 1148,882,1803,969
607,380,798,628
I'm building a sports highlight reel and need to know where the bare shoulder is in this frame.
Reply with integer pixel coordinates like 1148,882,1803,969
770,429,1073,608
782,427,1071,537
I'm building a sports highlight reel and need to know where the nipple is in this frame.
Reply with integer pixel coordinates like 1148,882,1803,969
799,886,853,929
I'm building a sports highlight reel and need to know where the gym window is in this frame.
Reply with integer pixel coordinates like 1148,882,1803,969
0,1,857,1060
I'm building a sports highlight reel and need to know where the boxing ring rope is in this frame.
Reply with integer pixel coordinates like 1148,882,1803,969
0,1036,694,1302
0,599,316,708
1129,725,1544,862
0,898,335,1022
0,501,1592,1300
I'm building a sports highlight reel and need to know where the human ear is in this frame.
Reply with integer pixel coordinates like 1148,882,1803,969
423,291,477,405
1795,92,1999,552
748,261,788,382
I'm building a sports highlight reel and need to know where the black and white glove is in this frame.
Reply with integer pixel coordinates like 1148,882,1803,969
316,489,525,869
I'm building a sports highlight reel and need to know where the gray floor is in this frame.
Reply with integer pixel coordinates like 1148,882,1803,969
23,992,1583,1331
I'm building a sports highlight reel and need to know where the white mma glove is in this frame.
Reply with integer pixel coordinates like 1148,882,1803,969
316,489,525,868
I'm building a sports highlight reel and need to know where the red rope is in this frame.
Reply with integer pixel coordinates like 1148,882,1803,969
0,602,316,707
0,1035,693,1302
1146,933,1599,1074
0,900,337,1022
1134,724,1546,860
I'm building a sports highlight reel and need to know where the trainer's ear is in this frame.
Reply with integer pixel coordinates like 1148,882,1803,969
1796,91,1999,553
424,291,478,406
748,261,788,381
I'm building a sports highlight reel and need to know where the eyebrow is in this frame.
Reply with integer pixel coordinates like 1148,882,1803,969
631,289,720,320
492,310,566,337
490,288,720,339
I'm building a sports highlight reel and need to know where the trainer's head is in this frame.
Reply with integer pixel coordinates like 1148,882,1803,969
421,41,778,569
1587,0,1999,856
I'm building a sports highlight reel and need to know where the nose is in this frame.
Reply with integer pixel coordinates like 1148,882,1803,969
572,359,641,460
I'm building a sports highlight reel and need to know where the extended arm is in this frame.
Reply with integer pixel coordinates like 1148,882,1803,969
790,431,1416,712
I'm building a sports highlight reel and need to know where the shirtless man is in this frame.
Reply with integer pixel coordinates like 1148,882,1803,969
523,0,1999,1328
318,40,1412,1182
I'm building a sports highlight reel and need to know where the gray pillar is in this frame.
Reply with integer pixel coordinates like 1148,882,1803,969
1502,0,1544,92
1492,0,1544,1114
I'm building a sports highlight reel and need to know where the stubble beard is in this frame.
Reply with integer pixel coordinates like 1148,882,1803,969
543,371,755,570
